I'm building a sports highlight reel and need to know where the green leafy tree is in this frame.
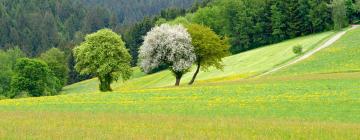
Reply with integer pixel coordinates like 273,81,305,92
192,6,225,35
0,48,25,98
233,0,254,52
297,0,312,35
332,0,349,30
356,0,360,23
160,8,187,20
139,24,196,86
156,18,168,25
11,58,60,97
123,17,155,66
308,0,332,32
168,17,191,25
271,1,288,41
0,51,13,98
67,52,94,84
73,29,132,92
5,47,26,69
286,0,302,37
186,24,230,85
39,48,69,90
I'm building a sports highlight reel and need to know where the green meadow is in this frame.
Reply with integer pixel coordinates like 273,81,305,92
1,28,360,139
274,27,360,76
62,31,336,94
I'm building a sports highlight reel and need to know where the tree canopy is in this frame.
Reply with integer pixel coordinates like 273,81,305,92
73,29,132,91
11,58,60,97
139,24,196,86
39,48,69,89
332,0,349,30
185,23,230,85
187,0,360,54
0,48,25,98
0,0,197,56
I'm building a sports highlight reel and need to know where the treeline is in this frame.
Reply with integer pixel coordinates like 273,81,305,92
186,0,360,53
0,48,68,99
0,0,119,56
80,0,198,25
122,0,360,62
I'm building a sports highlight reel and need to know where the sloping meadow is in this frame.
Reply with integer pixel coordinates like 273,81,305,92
1,27,360,140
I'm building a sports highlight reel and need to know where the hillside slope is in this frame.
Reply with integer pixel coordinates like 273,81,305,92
62,31,335,94
1,27,360,139
272,26,360,77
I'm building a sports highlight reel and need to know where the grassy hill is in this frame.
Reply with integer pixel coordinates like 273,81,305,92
62,31,336,94
1,28,360,139
272,27,360,76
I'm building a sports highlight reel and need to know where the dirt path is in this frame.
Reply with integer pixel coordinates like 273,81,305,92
258,25,359,77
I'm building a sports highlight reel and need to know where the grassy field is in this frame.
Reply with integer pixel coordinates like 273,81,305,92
1,72,360,139
1,28,360,139
272,27,360,76
62,31,335,94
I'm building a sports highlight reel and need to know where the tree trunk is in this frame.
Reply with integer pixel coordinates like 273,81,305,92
99,73,112,92
175,77,181,86
174,72,183,86
189,62,201,85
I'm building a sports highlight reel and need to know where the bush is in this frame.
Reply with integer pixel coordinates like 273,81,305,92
293,45,303,55
13,91,30,99
39,48,69,90
0,95,8,100
11,58,60,97
0,48,25,98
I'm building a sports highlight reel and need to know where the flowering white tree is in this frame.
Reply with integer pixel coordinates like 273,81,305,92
139,24,196,86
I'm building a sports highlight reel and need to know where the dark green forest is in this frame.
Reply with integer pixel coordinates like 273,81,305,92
186,0,360,53
0,0,198,56
80,0,198,24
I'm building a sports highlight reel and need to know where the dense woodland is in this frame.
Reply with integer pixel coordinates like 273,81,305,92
175,0,360,53
1,0,106,56
80,0,198,24
0,0,198,56
0,0,360,98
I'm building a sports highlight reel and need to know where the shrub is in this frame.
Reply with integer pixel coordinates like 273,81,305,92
0,48,25,98
293,45,303,55
39,48,69,90
11,58,60,97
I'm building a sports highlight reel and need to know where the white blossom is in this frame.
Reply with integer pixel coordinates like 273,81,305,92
139,24,196,73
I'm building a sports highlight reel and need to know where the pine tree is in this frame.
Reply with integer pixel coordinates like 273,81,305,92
309,0,332,32
271,0,288,41
332,0,349,30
